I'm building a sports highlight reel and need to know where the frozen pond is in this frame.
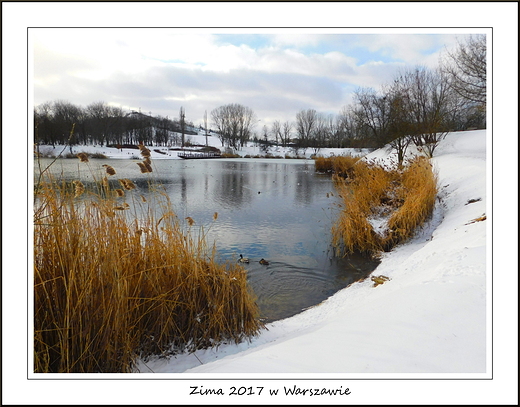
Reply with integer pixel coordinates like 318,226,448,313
34,157,380,322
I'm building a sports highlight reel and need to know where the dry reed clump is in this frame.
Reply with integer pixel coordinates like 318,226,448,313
383,156,438,249
314,155,361,178
331,156,438,257
34,155,263,373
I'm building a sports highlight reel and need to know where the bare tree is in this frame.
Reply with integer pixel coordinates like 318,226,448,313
271,120,282,145
393,66,454,157
281,121,292,147
352,87,391,147
336,106,360,148
260,124,270,153
51,100,83,147
295,109,318,150
442,34,486,105
383,85,414,165
211,103,257,149
204,110,209,146
312,113,329,155
326,114,343,148
34,102,56,146
179,106,186,148
86,101,125,146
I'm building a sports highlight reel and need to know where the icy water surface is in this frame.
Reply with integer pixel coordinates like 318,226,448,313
34,157,380,322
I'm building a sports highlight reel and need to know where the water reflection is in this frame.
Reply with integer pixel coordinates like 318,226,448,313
34,157,379,322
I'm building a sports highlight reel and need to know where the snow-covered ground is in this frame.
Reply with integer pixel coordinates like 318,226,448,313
35,130,372,161
17,130,517,404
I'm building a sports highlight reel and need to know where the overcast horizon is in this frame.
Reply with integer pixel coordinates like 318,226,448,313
32,29,478,130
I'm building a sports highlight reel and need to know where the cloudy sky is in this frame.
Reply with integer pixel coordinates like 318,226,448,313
31,28,479,129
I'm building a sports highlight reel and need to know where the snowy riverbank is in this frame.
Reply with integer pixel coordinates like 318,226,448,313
34,130,372,161
133,130,489,377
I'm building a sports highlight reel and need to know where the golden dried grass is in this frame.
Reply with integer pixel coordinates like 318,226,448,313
383,157,438,248
33,156,262,373
331,156,437,257
314,155,361,178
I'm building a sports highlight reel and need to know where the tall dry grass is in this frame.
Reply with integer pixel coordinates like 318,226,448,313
314,155,361,178
331,156,438,257
383,156,438,249
34,151,262,373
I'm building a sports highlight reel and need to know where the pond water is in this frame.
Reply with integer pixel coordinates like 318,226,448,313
34,157,380,322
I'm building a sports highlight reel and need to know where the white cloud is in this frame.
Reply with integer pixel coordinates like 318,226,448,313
31,29,477,126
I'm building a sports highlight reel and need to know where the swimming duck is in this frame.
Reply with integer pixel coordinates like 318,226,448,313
238,254,250,264
259,258,269,265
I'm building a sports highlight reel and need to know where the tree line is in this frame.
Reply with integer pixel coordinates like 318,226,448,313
273,35,486,161
35,35,485,159
34,102,199,148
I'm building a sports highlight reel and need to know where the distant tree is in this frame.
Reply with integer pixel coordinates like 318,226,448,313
211,103,257,149
260,124,270,154
441,35,486,130
311,113,328,154
336,106,360,148
325,114,341,148
295,109,318,151
442,34,486,106
52,100,83,147
154,116,170,146
34,102,55,146
383,84,414,165
86,102,125,146
204,110,209,146
179,106,186,148
271,120,282,145
352,87,391,148
281,121,292,147
392,66,454,157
